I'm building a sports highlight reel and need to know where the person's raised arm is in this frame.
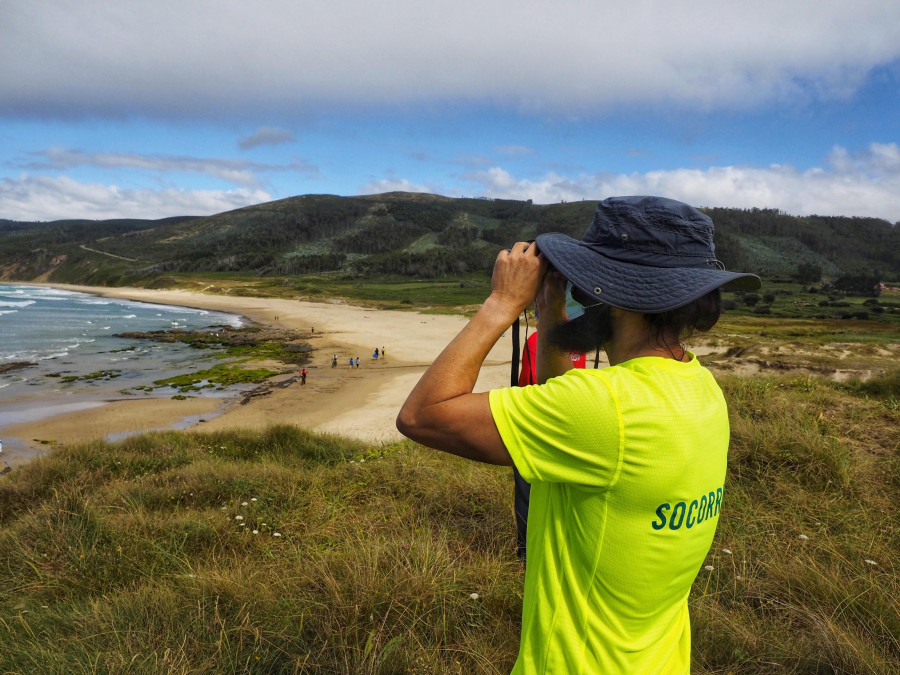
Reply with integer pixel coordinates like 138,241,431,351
396,242,546,464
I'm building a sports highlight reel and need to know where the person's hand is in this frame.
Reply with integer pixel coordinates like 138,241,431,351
488,241,547,318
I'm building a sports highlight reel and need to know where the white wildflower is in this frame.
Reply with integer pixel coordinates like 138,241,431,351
704,565,714,571
242,501,248,506
251,498,258,502
235,515,244,521
273,532,282,537
469,593,479,600
865,559,878,566
799,534,809,540
722,549,732,555
252,530,259,535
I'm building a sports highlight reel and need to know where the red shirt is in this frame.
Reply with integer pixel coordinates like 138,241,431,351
518,331,586,386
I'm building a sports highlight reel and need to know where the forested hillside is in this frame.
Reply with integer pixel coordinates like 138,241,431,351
1,193,897,287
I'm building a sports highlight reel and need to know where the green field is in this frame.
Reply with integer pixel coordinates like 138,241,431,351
1,267,899,672
136,272,900,326
1,310,898,672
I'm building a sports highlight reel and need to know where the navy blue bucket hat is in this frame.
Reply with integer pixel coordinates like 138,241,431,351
536,196,761,313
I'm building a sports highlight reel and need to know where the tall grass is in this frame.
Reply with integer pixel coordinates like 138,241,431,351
0,427,521,673
694,374,900,674
0,376,897,673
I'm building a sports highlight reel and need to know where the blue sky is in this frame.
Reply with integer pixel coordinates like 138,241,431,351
1,1,899,223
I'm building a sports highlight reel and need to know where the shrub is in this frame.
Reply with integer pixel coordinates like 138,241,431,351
844,367,900,400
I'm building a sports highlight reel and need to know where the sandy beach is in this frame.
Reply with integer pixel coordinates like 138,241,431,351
1,284,518,465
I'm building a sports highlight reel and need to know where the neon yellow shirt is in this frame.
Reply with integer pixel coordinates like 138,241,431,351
489,353,729,674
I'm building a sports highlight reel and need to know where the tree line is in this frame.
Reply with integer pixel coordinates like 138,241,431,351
1,195,896,285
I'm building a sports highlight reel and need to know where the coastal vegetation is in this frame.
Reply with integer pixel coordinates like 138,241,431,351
0,368,897,673
57,369,122,383
7,192,896,328
114,326,314,396
0,361,36,374
113,326,314,365
152,363,280,394
1,193,897,297
123,326,313,357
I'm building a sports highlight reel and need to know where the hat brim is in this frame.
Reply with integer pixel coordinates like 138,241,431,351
536,232,761,313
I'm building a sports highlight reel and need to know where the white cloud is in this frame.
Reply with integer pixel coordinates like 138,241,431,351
5,144,898,222
20,148,318,187
0,174,270,221
461,143,900,221
2,1,899,117
826,142,900,175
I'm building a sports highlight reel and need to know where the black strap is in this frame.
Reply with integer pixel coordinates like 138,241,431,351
509,314,529,562
510,317,520,387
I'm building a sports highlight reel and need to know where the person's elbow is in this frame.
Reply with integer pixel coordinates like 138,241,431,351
395,403,420,441
396,400,437,446
396,395,512,466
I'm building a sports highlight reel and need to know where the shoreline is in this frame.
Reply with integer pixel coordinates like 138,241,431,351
1,284,513,466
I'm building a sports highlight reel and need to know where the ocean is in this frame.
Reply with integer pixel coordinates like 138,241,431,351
0,283,245,452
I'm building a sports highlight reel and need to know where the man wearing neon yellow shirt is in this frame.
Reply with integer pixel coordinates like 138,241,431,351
397,196,760,673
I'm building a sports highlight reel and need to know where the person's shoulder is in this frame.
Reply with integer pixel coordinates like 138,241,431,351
540,367,609,394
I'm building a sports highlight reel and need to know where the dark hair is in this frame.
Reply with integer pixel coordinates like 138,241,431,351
647,289,721,343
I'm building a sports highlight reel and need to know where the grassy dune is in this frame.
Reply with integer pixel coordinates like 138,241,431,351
0,372,898,673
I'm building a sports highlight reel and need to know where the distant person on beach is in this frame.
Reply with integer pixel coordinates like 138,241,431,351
374,347,379,359
332,354,338,368
397,197,760,673
349,357,354,369
300,369,307,385
356,357,360,368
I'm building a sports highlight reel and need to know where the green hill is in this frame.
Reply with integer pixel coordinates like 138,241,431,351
1,193,897,287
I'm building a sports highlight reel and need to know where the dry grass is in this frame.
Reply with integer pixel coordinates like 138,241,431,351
0,372,898,673
0,427,522,673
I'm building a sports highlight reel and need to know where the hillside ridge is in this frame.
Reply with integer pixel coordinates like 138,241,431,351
1,192,897,286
